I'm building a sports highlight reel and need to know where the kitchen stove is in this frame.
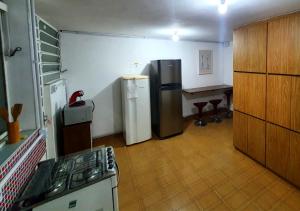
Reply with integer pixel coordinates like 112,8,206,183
13,146,119,211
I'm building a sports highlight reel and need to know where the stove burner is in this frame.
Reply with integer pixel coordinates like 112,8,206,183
76,152,96,163
73,152,98,171
70,172,86,189
85,167,102,182
47,178,67,197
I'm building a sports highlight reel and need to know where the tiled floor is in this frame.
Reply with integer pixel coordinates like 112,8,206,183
94,118,300,211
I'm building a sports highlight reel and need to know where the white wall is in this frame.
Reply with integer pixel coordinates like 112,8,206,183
4,0,39,130
61,32,233,138
223,42,233,85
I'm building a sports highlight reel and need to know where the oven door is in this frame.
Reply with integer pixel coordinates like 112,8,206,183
33,178,116,211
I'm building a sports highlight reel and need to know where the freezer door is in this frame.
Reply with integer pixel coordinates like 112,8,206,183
159,89,183,137
159,60,181,85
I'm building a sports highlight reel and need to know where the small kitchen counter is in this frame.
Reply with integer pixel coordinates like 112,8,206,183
183,84,232,95
0,129,36,165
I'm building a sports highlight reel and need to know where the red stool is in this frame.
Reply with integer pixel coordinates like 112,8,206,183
193,102,208,126
209,99,222,123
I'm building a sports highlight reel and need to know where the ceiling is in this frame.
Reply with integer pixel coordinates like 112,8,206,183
35,0,300,42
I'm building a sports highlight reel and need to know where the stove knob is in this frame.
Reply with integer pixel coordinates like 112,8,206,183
108,160,114,164
107,148,112,152
108,164,114,169
108,155,113,160
107,151,112,156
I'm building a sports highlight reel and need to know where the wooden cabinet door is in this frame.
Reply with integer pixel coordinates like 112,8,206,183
266,75,291,128
268,13,300,75
246,74,266,119
287,13,300,75
291,77,300,133
267,16,289,74
288,131,300,187
248,116,266,165
266,123,290,178
234,72,266,119
233,111,248,153
233,27,248,71
233,72,247,112
248,22,267,73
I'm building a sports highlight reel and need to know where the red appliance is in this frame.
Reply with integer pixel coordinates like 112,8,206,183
69,90,85,107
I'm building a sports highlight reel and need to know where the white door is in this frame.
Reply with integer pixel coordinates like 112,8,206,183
135,79,151,142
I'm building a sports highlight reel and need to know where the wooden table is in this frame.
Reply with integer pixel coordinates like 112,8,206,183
183,84,232,95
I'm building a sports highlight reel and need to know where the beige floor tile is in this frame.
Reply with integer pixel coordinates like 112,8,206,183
240,180,265,198
162,182,186,200
93,118,300,211
146,200,172,211
230,172,253,189
284,191,300,210
187,179,211,198
178,202,200,211
273,202,297,211
141,190,165,207
206,171,228,187
165,191,192,210
241,202,263,211
269,180,293,198
209,202,231,211
214,181,236,198
255,190,280,210
224,190,249,210
120,200,144,211
194,191,222,209
119,189,140,208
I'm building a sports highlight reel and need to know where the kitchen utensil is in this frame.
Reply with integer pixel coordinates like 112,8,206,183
8,121,20,144
11,104,23,122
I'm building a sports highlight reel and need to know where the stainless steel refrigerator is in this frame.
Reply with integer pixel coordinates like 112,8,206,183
150,59,183,138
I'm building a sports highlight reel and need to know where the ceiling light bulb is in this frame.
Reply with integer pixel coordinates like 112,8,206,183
172,32,180,42
218,0,227,14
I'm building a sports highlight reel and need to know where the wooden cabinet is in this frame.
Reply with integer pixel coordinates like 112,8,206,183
247,23,267,73
233,111,248,153
291,77,300,133
234,72,266,119
233,72,247,112
233,27,248,71
247,74,266,119
233,111,266,164
266,123,290,178
268,13,300,75
233,12,300,189
248,116,266,165
63,122,92,155
266,75,291,128
233,22,267,73
288,131,300,187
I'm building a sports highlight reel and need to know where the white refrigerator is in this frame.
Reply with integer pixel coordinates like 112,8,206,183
43,79,67,160
121,75,151,145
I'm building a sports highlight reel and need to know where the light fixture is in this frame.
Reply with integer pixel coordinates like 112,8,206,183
218,0,227,15
172,31,180,42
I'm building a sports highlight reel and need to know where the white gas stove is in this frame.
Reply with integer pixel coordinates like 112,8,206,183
13,146,119,211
